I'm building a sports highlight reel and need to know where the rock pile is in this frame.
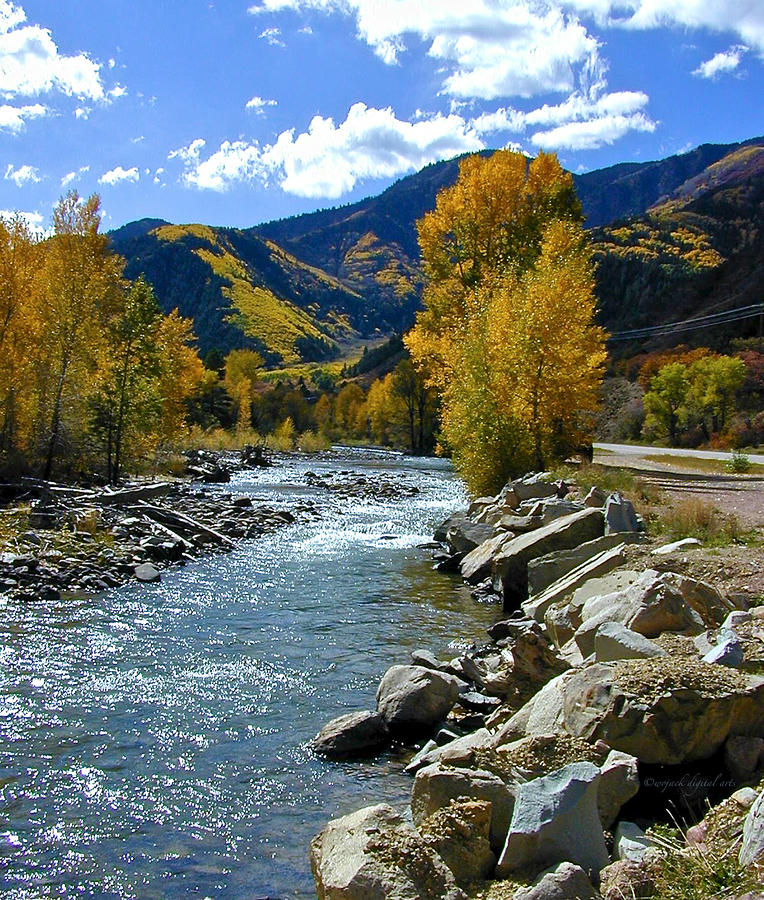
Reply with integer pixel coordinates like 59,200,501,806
311,470,764,899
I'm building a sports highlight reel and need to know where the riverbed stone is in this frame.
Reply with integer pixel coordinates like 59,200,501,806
134,562,161,583
312,710,389,759
512,473,557,502
376,665,461,734
492,508,605,610
412,762,515,850
445,520,496,556
496,762,608,878
461,532,517,585
310,803,466,900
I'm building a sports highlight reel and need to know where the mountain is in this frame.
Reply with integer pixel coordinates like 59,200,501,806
111,136,763,363
592,142,764,349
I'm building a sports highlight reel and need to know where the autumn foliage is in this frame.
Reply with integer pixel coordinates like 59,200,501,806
0,193,204,481
406,150,607,494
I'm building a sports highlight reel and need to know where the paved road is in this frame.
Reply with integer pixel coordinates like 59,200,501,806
594,442,764,465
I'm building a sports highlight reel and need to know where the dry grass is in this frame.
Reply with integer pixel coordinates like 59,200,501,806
654,496,757,547
643,454,764,475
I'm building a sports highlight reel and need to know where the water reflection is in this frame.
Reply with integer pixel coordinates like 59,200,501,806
1,451,500,899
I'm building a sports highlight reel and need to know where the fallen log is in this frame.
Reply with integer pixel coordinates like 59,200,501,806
128,502,236,548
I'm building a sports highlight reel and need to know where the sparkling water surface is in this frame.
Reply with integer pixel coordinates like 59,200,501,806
0,450,500,899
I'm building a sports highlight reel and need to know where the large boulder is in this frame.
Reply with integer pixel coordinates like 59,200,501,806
493,658,764,765
412,762,515,850
312,710,390,759
376,665,461,734
496,762,608,878
523,543,627,623
492,508,605,610
445,520,496,556
461,532,517,585
310,803,466,900
419,799,496,885
527,532,644,596
574,570,711,657
513,473,558,502
598,749,640,828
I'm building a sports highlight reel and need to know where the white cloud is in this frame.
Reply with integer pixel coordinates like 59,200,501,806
109,83,127,98
246,94,277,113
74,106,89,119
98,165,139,186
0,3,105,101
249,1,603,99
693,45,748,79
471,106,526,134
531,111,656,150
259,26,285,46
0,99,44,130
178,102,484,197
4,161,39,185
60,165,89,187
168,138,206,163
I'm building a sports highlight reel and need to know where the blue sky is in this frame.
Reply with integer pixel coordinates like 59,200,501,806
0,0,762,231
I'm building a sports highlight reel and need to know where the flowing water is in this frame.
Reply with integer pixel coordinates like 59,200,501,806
0,451,500,899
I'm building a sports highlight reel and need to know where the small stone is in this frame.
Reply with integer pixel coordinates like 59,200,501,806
615,821,653,862
134,563,161,583
312,710,389,759
513,861,599,900
651,537,702,555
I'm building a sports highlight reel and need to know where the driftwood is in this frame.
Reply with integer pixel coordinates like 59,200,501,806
96,483,171,506
128,502,236,548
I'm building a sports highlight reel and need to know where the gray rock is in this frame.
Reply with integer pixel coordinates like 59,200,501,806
134,563,160,583
599,858,657,900
498,513,544,533
598,749,640,828
513,473,557,502
703,636,745,668
376,665,461,734
445,520,496,556
404,739,439,775
310,803,466,900
412,762,515,850
528,532,645,596
524,544,627,622
615,821,653,862
496,761,608,877
604,492,641,534
544,602,579,649
739,788,764,866
411,649,444,670
513,861,600,900
594,622,669,662
723,610,752,630
536,498,586,524
493,508,605,611
312,710,389,759
460,532,516,585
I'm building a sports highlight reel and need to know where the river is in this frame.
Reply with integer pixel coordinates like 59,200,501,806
0,450,500,899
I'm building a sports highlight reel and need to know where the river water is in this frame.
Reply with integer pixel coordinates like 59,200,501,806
0,451,499,899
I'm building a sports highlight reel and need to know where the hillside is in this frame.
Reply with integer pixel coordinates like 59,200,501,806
111,136,763,363
593,142,764,350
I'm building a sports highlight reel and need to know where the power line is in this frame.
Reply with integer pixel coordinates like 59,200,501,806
607,303,764,342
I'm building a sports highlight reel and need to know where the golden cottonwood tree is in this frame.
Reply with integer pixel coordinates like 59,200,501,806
407,150,606,494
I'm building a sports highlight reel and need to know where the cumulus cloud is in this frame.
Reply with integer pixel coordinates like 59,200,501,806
60,165,89,187
531,111,655,150
0,99,44,130
98,165,139,186
0,206,44,232
246,94,277,113
248,0,603,99
4,161,39,185
176,102,484,197
168,138,206,163
693,45,748,79
0,1,105,101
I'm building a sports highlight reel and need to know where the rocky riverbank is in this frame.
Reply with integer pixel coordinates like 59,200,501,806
0,448,426,604
310,471,764,900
